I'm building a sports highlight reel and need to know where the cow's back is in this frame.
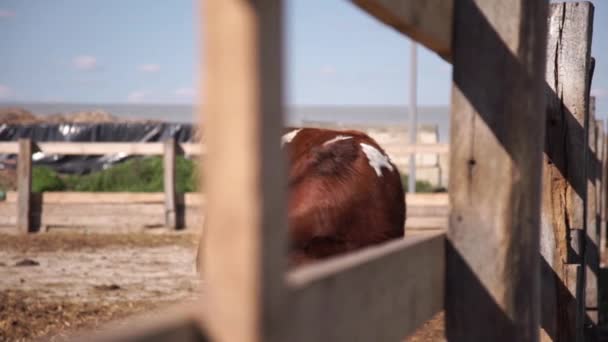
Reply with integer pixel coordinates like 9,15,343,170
283,127,405,266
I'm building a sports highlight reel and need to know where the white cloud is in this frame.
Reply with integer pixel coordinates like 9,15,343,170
127,91,147,103
137,64,161,73
0,85,13,99
320,65,336,76
175,87,195,98
0,9,15,18
591,88,608,98
73,55,98,71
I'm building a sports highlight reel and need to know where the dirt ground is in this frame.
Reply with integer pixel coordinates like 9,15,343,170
0,232,444,341
0,233,201,341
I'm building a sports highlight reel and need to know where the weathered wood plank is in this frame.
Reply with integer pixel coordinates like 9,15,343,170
17,139,33,233
0,203,204,230
406,205,449,217
201,0,288,341
540,3,594,341
2,192,203,206
601,127,608,266
284,232,444,342
586,110,599,326
182,143,205,156
405,193,449,206
35,142,163,155
350,0,453,60
391,143,450,155
39,203,166,217
3,191,442,208
0,142,18,154
596,120,604,254
447,0,548,340
71,301,208,342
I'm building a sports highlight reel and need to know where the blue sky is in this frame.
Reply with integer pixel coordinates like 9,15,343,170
0,0,606,117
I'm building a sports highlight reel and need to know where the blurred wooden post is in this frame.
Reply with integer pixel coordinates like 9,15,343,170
597,120,605,250
585,111,598,328
540,3,594,341
598,125,608,267
201,0,287,341
164,138,178,229
446,0,548,341
601,131,608,327
17,138,33,233
596,119,604,265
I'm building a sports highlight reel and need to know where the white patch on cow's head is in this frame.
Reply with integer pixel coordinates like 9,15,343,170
360,143,394,177
323,135,352,146
281,129,302,147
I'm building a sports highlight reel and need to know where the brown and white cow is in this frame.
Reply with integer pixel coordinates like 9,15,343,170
196,127,405,270
283,127,405,266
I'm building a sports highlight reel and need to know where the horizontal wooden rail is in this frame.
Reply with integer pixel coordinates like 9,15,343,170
0,142,205,156
0,141,444,156
0,192,445,231
391,143,450,155
405,192,448,206
351,0,453,60
2,192,442,208
76,301,208,342
0,142,17,154
284,231,445,341
1,192,204,206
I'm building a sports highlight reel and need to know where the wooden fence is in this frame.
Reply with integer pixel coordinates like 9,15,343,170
5,0,605,341
0,140,448,233
0,140,203,231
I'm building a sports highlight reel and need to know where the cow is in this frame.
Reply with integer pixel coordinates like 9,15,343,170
196,127,405,270
283,127,405,267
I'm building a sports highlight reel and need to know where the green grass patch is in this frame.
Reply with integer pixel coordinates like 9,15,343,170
31,156,199,193
400,173,441,193
32,166,65,192
29,158,442,194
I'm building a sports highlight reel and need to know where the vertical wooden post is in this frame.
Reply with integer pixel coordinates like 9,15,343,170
596,118,604,251
17,138,33,233
601,129,608,327
595,119,604,261
585,112,598,328
540,3,594,341
447,0,548,341
598,120,608,267
201,1,287,342
163,138,178,229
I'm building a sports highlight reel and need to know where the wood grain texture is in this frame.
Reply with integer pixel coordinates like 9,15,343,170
201,1,288,341
283,232,444,342
447,0,548,340
540,3,594,341
350,0,453,60
17,139,32,233
585,112,599,326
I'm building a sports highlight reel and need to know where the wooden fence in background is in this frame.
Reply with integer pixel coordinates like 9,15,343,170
0,140,449,233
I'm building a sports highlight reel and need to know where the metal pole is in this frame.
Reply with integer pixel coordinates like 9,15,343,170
408,42,418,193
